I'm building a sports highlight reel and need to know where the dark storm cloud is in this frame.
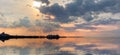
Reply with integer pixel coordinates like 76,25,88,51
39,0,120,23
82,13,94,21
92,18,120,25
13,18,61,32
0,17,60,32
0,17,30,28
55,51,75,55
65,0,120,14
13,17,31,27
64,18,120,31
40,3,73,23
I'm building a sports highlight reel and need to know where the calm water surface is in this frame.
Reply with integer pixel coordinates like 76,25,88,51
0,37,120,55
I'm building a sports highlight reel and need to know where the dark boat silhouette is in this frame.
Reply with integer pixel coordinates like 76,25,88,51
0,32,61,42
46,35,60,39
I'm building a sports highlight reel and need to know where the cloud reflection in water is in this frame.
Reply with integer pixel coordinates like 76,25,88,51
0,37,119,55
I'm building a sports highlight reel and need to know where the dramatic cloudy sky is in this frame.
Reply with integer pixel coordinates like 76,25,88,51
0,0,120,37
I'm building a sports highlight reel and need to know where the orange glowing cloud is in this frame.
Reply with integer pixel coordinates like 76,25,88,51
92,25,119,31
60,23,75,28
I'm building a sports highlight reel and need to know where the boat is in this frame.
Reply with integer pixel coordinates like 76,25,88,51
46,35,60,39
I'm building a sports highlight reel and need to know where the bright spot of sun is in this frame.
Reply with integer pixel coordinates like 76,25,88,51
33,1,42,8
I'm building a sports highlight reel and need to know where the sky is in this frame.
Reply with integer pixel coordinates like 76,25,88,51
0,0,120,37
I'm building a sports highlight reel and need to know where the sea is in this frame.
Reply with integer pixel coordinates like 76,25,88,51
0,37,120,55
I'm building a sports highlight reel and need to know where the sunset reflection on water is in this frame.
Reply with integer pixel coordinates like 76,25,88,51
0,37,120,55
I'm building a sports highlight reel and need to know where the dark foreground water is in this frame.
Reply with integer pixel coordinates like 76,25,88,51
0,37,120,55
